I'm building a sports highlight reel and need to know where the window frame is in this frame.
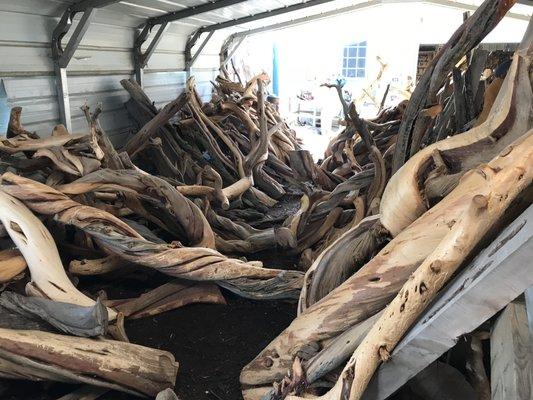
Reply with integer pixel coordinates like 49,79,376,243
341,41,367,79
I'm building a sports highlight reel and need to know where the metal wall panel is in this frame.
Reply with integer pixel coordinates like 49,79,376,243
0,0,219,147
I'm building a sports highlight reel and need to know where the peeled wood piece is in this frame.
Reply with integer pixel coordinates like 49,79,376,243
0,249,27,283
1,173,303,300
0,328,178,397
109,280,226,319
286,132,532,400
0,189,117,320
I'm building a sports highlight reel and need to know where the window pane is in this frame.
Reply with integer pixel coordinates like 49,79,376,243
358,47,366,57
343,59,347,68
348,47,356,57
347,69,356,78
347,58,356,68
342,68,347,76
357,58,365,68
343,48,348,57
356,69,365,78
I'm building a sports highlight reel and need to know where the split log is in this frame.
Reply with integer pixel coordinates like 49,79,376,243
491,299,532,400
1,173,304,300
0,328,178,397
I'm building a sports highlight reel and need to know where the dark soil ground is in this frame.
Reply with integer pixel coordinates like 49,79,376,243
0,291,296,400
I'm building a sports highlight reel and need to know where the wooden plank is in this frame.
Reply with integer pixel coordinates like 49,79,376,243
491,300,532,400
362,204,533,400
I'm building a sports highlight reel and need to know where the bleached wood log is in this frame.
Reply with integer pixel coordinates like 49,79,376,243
0,189,117,320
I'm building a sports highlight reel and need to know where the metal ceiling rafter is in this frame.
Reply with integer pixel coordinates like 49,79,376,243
133,0,249,86
51,0,121,132
220,0,382,66
218,0,532,69
185,0,338,71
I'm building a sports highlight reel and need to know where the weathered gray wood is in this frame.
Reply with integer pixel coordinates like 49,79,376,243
525,287,533,341
491,300,532,400
0,291,108,337
362,204,533,400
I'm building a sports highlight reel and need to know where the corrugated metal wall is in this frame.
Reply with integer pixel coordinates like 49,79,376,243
0,0,220,147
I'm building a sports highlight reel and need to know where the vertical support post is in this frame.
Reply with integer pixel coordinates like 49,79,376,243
135,65,144,87
185,31,214,75
52,6,97,132
133,22,169,87
54,65,72,133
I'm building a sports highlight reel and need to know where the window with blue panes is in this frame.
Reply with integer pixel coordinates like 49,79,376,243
341,41,367,78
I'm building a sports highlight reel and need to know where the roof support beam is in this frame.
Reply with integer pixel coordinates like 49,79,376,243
197,0,337,34
186,31,215,72
134,0,248,86
71,0,121,13
146,0,249,27
51,1,119,132
187,0,338,71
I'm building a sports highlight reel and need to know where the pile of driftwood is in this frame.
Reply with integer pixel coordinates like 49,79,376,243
241,1,533,399
0,0,530,399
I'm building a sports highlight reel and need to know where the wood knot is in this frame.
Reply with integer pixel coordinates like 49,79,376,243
430,261,442,274
379,345,391,362
473,194,488,209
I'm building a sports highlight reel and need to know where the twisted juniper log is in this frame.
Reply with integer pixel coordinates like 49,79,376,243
0,189,117,320
0,173,303,300
57,168,215,248
391,0,517,172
